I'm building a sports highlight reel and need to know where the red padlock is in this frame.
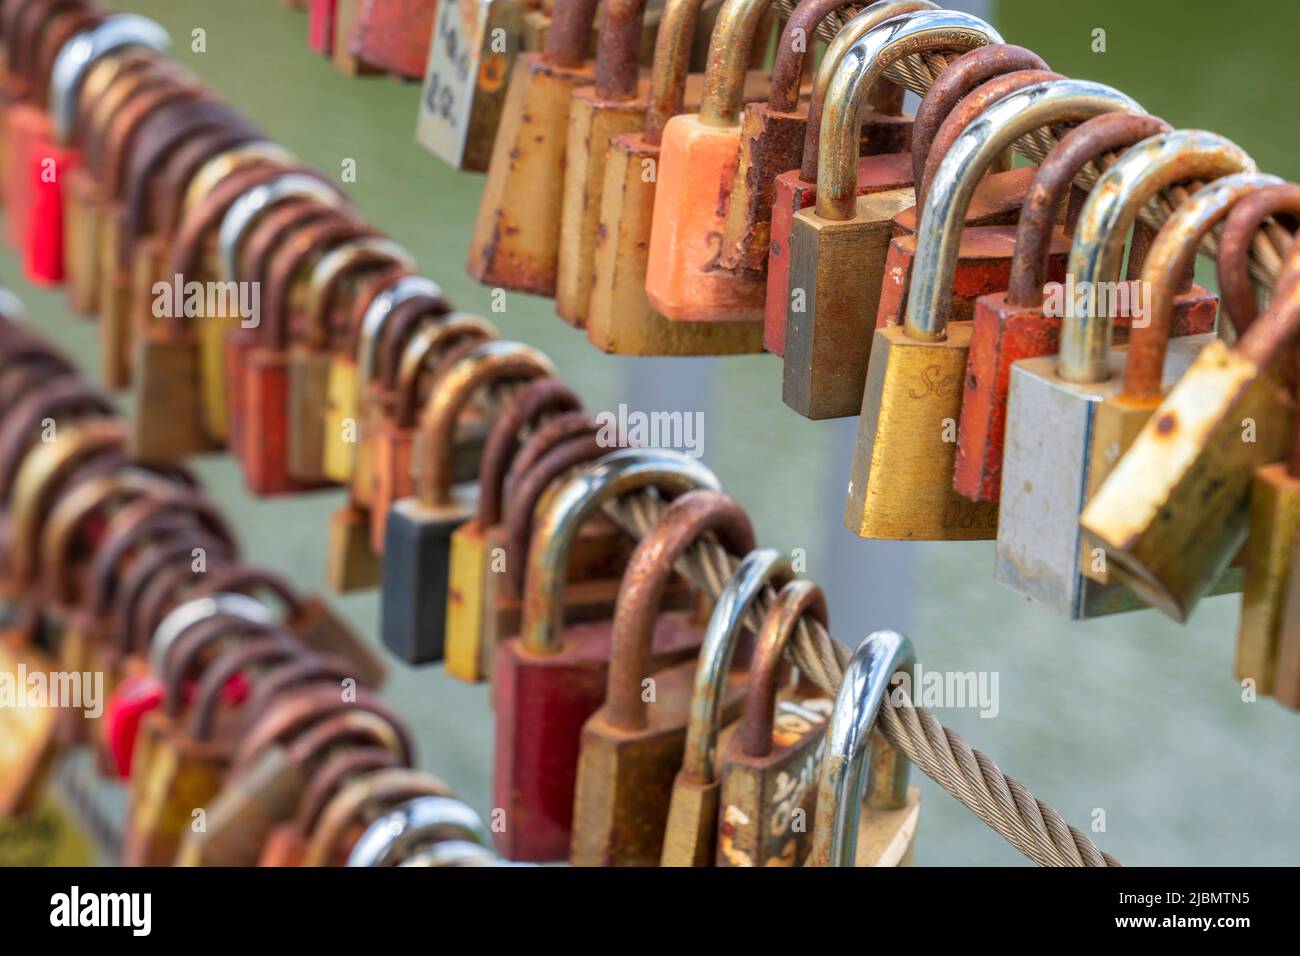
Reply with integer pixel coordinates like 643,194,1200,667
309,0,339,56
491,448,720,861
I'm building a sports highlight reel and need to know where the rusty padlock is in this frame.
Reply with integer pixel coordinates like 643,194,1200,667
348,0,437,80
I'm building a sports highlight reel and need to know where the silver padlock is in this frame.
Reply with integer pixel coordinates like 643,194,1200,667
996,129,1255,618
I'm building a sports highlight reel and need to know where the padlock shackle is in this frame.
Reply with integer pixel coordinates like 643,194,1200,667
185,633,305,741
903,79,1143,343
149,590,274,678
698,0,778,128
813,9,1000,218
1006,113,1172,308
545,0,601,67
182,141,297,220
376,301,457,395
1123,173,1283,405
915,68,1062,216
347,796,491,867
605,490,756,731
72,49,157,151
303,767,454,867
301,240,416,352
48,13,169,144
477,379,584,527
399,840,500,867
8,0,70,93
81,59,189,179
1215,183,1300,339
0,378,114,507
737,579,827,758
1232,242,1300,373
355,275,444,388
415,340,555,506
642,0,702,145
595,0,648,102
769,0,893,115
506,410,602,487
909,44,1048,201
234,652,362,761
160,613,280,720
261,217,374,351
393,315,498,428
218,173,348,283
519,448,721,653
191,563,306,620
1063,129,1255,384
501,430,608,600
102,82,210,202
808,629,914,867
681,548,791,782
285,710,410,779
32,6,102,110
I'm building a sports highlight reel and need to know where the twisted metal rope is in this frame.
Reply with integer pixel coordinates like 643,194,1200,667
605,493,1121,867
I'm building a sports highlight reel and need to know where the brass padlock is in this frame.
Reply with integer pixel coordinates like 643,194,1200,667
467,0,600,295
846,78,1140,543
571,489,755,867
661,547,790,866
998,128,1254,618
1273,532,1300,710
717,579,832,866
585,0,765,355
444,377,583,682
806,629,921,867
782,12,1004,420
380,339,554,663
0,618,64,815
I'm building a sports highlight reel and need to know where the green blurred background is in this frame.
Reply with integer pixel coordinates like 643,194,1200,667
2,0,1296,865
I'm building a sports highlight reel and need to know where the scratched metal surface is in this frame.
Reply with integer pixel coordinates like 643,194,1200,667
0,0,1295,866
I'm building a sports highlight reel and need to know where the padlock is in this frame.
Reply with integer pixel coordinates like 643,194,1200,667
1082,173,1282,585
368,312,498,554
493,448,720,861
806,629,921,867
661,547,790,866
718,0,917,278
1273,531,1300,710
321,264,424,487
466,0,600,295
309,0,338,55
125,619,298,865
346,796,492,866
716,579,832,866
348,0,437,80
333,0,384,76
954,113,1176,503
33,14,170,283
585,0,765,355
870,62,1071,335
381,339,554,663
348,274,447,506
216,172,350,469
997,128,1255,618
189,563,387,688
846,78,1141,543
644,0,806,325
415,0,528,173
444,377,583,681
178,706,411,866
781,17,1013,420
571,489,756,866
299,767,455,867
0,617,63,815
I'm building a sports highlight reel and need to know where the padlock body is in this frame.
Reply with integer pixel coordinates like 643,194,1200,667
242,347,319,495
493,614,704,862
587,133,763,355
783,187,915,420
445,518,490,682
125,730,228,867
845,324,998,541
286,348,334,482
1236,464,1300,694
128,328,214,459
322,357,359,484
852,785,921,867
644,114,764,323
467,51,595,295
327,504,383,592
716,690,829,867
64,169,101,312
1273,556,1300,710
999,339,1205,619
764,153,913,356
380,494,477,663
1080,341,1292,622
